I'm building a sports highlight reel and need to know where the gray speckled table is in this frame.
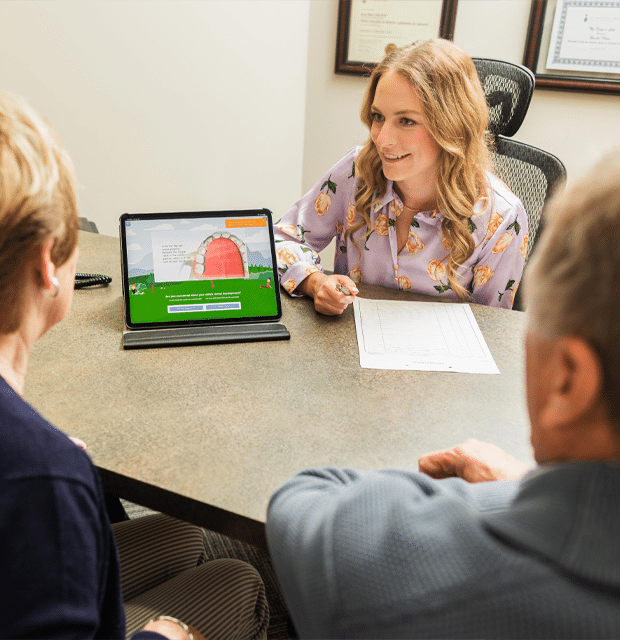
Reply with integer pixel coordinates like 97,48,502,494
25,231,532,547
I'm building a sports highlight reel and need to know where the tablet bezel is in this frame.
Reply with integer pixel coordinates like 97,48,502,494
119,209,283,331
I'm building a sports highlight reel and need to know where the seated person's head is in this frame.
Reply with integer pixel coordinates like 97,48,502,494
524,151,620,462
359,38,490,184
0,93,78,335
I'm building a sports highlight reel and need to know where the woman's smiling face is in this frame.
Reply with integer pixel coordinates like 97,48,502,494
370,69,442,199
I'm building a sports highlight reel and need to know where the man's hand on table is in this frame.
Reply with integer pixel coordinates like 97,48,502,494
419,438,532,483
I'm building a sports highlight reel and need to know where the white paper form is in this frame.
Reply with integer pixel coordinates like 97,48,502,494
353,297,500,374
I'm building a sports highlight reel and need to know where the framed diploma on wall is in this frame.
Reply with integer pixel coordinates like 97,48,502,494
336,0,459,75
524,0,620,94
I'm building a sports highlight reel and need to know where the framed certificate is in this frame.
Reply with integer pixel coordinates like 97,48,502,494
524,0,620,93
336,0,459,75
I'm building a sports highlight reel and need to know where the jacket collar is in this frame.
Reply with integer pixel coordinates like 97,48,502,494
483,461,620,587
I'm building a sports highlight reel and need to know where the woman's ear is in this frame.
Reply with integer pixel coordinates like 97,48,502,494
34,238,59,296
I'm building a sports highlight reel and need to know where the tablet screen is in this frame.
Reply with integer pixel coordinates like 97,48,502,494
120,209,282,330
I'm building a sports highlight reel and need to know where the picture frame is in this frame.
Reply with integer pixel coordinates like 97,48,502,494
336,0,459,75
523,0,620,94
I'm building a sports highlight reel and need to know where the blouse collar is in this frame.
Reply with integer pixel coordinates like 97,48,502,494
380,181,439,218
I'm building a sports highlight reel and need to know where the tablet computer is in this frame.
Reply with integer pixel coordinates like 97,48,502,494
119,209,289,348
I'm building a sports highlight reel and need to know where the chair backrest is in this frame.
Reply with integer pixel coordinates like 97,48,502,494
473,57,535,138
491,138,566,261
79,217,99,233
473,58,567,309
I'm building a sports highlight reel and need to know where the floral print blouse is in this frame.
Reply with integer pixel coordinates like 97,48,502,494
274,146,528,308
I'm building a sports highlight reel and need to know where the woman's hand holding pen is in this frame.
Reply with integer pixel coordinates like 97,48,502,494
298,272,358,315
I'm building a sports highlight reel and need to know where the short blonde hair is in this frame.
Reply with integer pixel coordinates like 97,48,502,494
353,39,491,300
524,149,620,425
0,93,78,334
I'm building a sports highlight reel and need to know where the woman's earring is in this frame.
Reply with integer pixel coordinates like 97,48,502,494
42,276,60,298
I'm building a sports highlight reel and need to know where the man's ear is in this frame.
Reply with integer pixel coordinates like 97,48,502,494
540,336,603,429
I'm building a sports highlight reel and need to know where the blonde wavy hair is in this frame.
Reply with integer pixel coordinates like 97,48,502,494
524,150,620,428
351,39,492,300
0,93,78,334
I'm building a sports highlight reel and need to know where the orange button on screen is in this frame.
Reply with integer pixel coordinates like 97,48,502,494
225,218,267,228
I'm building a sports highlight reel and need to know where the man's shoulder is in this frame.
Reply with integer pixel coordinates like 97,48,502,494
270,465,620,638
269,467,522,637
324,468,512,550
271,467,517,576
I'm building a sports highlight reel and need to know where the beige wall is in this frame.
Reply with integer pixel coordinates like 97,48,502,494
0,0,618,241
0,0,310,237
302,0,620,270
455,0,620,184
303,0,620,195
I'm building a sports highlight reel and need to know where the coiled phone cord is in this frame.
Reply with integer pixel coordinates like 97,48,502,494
74,273,112,289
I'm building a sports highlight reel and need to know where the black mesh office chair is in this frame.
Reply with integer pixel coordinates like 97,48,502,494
473,58,567,310
79,217,99,233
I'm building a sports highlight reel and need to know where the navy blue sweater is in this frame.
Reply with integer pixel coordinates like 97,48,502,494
0,375,157,638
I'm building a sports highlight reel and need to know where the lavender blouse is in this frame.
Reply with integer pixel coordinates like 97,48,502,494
274,146,528,308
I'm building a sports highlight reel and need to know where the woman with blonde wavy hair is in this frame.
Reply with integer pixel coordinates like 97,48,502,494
274,39,528,314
